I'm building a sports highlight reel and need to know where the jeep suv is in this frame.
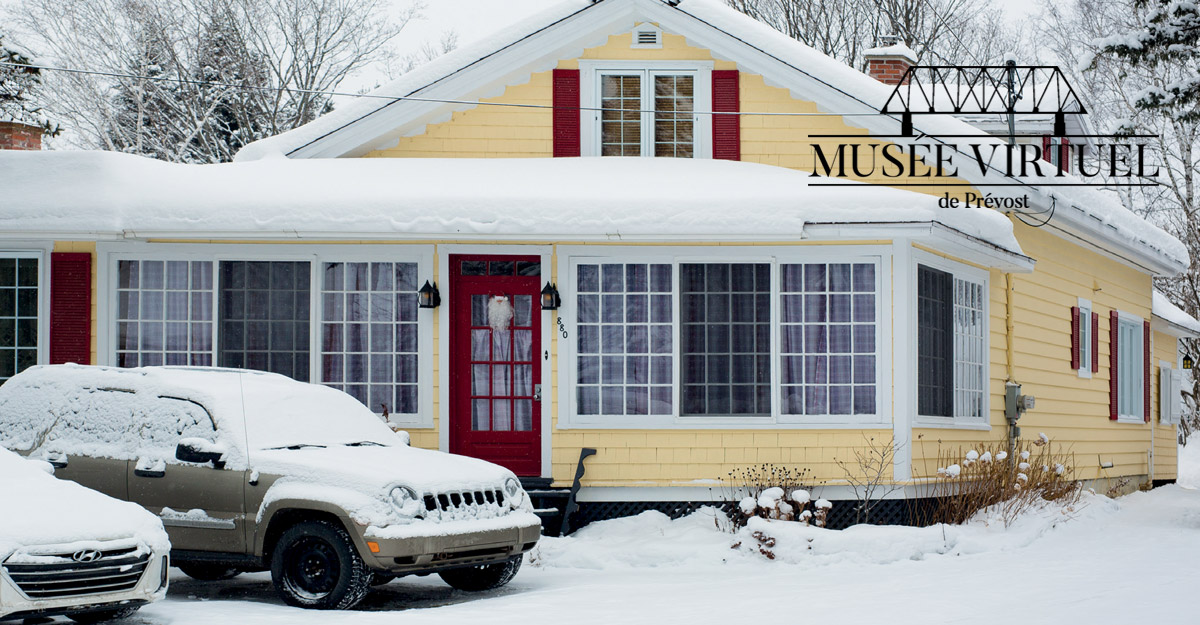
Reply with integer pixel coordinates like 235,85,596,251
0,365,541,610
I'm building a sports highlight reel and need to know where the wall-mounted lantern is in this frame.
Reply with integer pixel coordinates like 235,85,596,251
541,282,561,311
1184,354,1194,370
418,280,441,309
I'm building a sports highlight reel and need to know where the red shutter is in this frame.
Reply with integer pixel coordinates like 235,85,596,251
1091,311,1100,373
553,69,581,158
1061,137,1070,173
1144,320,1151,423
49,252,92,365
1109,310,1119,420
1070,306,1081,370
711,70,740,161
1042,135,1052,163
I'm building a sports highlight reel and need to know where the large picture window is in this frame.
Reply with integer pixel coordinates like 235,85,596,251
681,263,771,416
917,262,987,421
0,255,39,382
107,248,432,422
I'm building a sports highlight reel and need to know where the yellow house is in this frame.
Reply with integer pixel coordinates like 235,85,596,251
0,0,1194,528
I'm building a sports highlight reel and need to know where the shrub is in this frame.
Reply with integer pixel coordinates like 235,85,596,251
718,464,827,530
923,434,1080,527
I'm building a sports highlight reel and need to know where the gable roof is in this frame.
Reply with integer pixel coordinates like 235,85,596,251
234,0,1188,277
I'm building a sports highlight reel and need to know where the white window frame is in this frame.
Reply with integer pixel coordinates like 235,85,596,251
96,243,436,428
1078,297,1092,379
1116,311,1145,423
0,246,51,379
1159,361,1183,425
911,250,991,429
579,60,713,159
557,245,891,429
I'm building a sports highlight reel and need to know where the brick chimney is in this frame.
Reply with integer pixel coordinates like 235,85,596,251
864,36,918,86
0,121,43,150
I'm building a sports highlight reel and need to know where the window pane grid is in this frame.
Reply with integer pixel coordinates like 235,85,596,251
218,261,310,382
780,263,876,416
600,75,642,156
115,260,213,368
917,265,954,417
681,263,770,416
320,262,419,415
1117,318,1142,418
576,263,673,416
953,278,986,419
0,257,38,382
653,75,694,158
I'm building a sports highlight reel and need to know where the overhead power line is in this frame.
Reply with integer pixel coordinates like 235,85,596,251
0,60,885,118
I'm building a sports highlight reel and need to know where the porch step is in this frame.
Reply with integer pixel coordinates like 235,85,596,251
524,486,571,536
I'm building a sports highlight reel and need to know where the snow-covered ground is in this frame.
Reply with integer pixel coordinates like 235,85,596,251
44,443,1195,624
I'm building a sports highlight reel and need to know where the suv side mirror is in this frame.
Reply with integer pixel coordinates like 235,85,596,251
176,438,226,467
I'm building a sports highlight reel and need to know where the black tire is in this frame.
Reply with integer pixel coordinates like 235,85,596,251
67,606,140,623
177,562,241,581
370,572,396,586
270,519,372,610
438,556,522,592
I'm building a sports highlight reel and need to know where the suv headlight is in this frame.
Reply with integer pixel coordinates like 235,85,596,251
504,477,522,507
389,486,421,517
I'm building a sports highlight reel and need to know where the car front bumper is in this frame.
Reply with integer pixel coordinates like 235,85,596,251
0,546,169,622
362,512,542,573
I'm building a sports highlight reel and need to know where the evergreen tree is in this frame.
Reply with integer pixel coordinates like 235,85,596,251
1097,0,1200,122
0,31,58,135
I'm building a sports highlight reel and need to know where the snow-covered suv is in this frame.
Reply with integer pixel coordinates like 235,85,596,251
0,447,170,623
0,365,541,610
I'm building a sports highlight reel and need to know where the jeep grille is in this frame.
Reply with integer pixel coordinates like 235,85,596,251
422,489,507,520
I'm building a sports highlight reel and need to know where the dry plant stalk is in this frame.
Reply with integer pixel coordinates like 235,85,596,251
717,464,823,531
834,434,903,524
923,436,1080,527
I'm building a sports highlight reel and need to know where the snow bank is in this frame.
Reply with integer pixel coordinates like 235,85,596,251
1180,442,1200,489
0,151,1021,253
531,493,1117,571
1153,290,1200,334
0,448,169,558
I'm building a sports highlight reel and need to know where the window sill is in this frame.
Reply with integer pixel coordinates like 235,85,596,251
558,416,892,430
1077,368,1092,379
1115,415,1147,425
913,417,992,431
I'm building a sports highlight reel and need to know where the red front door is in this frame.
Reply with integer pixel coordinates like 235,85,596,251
449,255,542,476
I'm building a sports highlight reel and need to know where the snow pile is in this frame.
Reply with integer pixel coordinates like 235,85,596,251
0,151,1021,253
1180,441,1200,489
0,448,169,558
1153,290,1200,334
531,492,1116,571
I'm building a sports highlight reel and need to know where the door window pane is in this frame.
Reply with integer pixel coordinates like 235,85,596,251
576,262,673,416
116,260,213,368
320,261,420,415
681,263,769,416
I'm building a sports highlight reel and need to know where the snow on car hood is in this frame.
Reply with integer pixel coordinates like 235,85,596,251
251,444,519,527
0,448,169,559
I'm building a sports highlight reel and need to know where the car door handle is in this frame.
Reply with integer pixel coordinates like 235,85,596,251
134,467,166,478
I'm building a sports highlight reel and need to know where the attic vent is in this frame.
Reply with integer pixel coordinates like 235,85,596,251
631,25,662,49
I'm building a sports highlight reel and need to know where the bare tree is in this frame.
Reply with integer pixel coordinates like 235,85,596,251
379,29,459,81
1037,0,1200,440
727,0,1034,68
10,0,421,162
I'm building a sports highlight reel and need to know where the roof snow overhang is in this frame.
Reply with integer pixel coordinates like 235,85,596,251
233,0,1188,277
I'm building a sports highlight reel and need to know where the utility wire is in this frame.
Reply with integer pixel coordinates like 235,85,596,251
0,60,886,118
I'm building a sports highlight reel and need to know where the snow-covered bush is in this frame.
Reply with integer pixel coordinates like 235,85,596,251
720,464,827,529
924,435,1079,527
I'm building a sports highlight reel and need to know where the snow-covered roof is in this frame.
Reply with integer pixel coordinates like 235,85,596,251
0,150,1025,256
1152,290,1200,337
228,0,1187,277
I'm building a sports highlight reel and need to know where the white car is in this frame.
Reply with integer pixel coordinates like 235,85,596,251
0,448,170,623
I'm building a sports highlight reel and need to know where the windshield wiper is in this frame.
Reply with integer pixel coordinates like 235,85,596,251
345,441,385,447
265,444,327,450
